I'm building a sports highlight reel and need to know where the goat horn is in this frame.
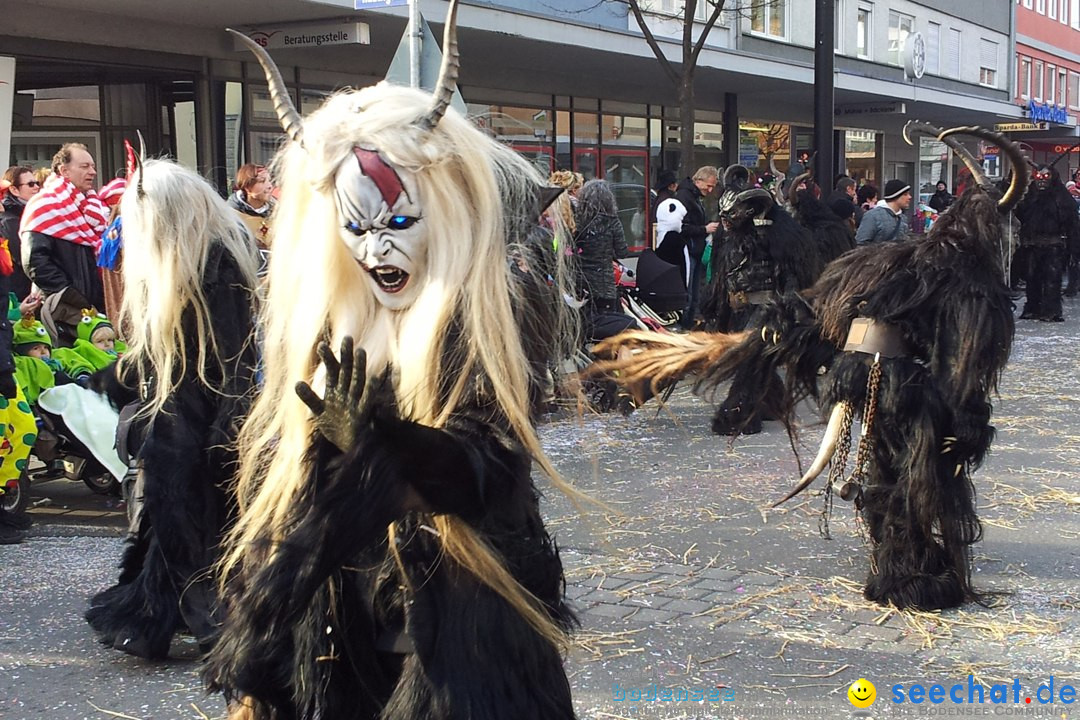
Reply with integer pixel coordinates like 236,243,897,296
419,0,461,131
134,130,146,199
771,402,849,507
788,171,812,207
938,126,1029,211
903,120,987,188
227,29,304,146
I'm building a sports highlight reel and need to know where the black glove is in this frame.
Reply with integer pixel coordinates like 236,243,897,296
0,371,17,400
295,336,370,453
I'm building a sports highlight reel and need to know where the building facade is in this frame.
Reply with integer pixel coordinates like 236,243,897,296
1013,0,1080,175
2,0,1059,248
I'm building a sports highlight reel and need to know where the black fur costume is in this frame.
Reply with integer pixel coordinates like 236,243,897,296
204,373,576,720
204,15,577,717
85,244,258,659
788,176,856,271
702,186,816,435
1012,165,1080,320
597,125,1027,611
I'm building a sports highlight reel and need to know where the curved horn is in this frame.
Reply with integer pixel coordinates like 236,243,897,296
227,28,304,146
787,171,811,207
903,120,987,188
767,153,786,204
1048,141,1080,169
134,130,147,200
420,0,461,130
938,126,1029,211
771,402,848,508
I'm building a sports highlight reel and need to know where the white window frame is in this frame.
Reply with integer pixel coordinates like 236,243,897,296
1060,0,1069,23
1069,71,1080,110
1047,64,1057,104
1034,60,1044,101
1072,0,1080,28
1050,0,1057,18
646,0,710,21
835,0,844,53
925,22,940,75
1058,67,1068,106
887,11,914,67
1036,0,1046,13
946,28,961,78
748,0,789,40
856,4,873,59
1020,56,1032,99
1023,0,1032,7
978,40,998,88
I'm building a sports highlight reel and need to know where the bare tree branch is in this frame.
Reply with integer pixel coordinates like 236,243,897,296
691,0,728,66
626,0,681,86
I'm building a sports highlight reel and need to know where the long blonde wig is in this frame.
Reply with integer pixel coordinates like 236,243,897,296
118,159,260,415
226,84,578,648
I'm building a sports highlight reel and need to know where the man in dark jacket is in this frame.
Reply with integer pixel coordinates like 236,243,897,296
20,144,107,344
827,176,862,229
674,166,720,330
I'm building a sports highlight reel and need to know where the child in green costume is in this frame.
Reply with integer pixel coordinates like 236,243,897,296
11,319,95,404
72,309,126,371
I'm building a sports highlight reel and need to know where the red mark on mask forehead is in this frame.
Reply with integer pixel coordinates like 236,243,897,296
353,148,405,208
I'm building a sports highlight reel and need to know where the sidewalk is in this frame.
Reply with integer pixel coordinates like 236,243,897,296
543,309,1080,718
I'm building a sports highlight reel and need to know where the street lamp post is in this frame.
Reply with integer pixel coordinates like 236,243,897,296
814,0,836,188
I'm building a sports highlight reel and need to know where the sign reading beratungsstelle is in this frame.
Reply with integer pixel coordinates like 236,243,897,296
234,22,370,50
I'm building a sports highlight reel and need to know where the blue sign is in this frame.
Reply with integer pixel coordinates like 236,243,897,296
1028,101,1069,124
355,0,408,8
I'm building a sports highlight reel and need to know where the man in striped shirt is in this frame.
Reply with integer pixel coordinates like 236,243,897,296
20,143,107,344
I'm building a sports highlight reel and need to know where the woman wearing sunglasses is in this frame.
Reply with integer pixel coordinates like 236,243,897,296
1,166,42,300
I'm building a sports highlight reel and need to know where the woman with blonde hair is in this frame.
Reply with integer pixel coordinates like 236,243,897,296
84,157,260,659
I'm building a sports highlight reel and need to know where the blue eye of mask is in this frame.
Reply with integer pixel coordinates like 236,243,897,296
388,215,418,230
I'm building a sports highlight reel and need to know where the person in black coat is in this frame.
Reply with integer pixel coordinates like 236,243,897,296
674,167,720,329
928,181,955,213
85,158,260,659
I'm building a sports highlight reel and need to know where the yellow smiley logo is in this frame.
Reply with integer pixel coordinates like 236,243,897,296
848,678,876,708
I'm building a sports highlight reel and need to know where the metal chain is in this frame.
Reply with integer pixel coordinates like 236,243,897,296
818,402,854,540
849,355,883,555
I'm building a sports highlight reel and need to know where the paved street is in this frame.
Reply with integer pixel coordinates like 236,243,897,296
3,303,1079,720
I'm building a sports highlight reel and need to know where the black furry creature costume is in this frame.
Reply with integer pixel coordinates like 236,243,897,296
702,171,816,435
1012,160,1080,320
205,9,577,718
787,173,856,271
595,124,1027,611
85,161,259,659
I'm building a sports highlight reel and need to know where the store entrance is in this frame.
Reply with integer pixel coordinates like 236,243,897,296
9,59,200,182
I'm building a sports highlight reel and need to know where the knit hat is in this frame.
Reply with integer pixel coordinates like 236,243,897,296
883,180,911,201
656,169,678,189
13,318,53,351
77,308,114,344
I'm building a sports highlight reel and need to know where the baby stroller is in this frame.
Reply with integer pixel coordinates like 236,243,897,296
616,252,687,329
31,385,126,496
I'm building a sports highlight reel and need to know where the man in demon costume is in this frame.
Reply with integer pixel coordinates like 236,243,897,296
85,154,261,658
1012,149,1080,319
701,165,815,435
205,6,579,718
594,124,1027,611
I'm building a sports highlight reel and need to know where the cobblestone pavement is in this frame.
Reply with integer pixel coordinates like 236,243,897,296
2,306,1079,720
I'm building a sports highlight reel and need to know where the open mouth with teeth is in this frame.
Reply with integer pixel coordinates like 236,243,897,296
366,265,410,293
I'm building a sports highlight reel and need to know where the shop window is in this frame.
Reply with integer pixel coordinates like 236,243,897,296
22,86,101,127
887,12,914,66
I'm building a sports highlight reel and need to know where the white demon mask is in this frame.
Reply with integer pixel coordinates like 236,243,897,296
334,148,425,310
